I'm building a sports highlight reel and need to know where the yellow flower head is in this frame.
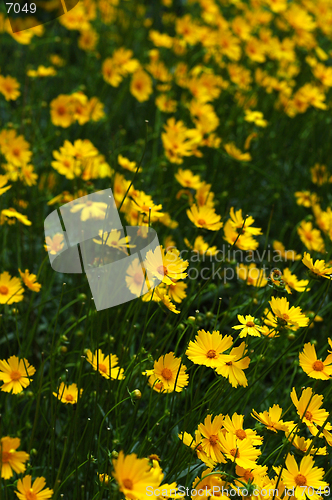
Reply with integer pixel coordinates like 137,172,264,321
302,252,332,280
186,329,234,368
0,436,29,479
86,349,125,380
53,382,83,405
187,204,223,231
251,404,289,433
299,342,332,380
0,355,36,394
0,271,24,304
145,352,189,393
18,269,42,292
15,475,53,500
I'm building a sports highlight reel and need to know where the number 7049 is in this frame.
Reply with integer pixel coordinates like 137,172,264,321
6,3,37,14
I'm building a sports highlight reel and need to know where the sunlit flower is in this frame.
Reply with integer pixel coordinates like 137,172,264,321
44,233,65,255
112,451,161,499
144,352,188,393
197,414,226,464
0,75,21,101
53,382,83,405
93,229,135,254
187,204,223,231
145,246,189,285
215,342,250,388
251,404,289,433
0,436,29,479
186,330,234,368
18,269,41,292
15,475,53,500
224,143,252,162
302,252,332,280
0,356,36,394
0,271,24,304
291,387,330,432
86,349,125,380
281,454,328,500
232,315,263,337
299,343,332,380
219,431,261,469
70,200,107,221
269,296,309,330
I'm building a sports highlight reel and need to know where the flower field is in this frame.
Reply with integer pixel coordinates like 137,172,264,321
1,0,332,498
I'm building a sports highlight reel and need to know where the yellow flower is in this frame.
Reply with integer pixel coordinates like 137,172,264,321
44,233,65,255
130,69,153,102
281,454,328,500
50,95,74,128
187,204,223,231
219,431,261,469
244,110,268,127
302,252,332,279
53,382,83,404
0,271,24,304
118,154,140,172
223,413,263,447
86,349,125,380
282,268,310,294
291,387,330,432
269,296,309,330
0,75,21,101
18,269,41,292
232,315,263,337
70,200,107,221
272,242,301,261
15,475,53,500
197,414,226,464
144,246,188,285
0,175,11,196
215,342,250,388
174,168,202,190
168,281,187,303
0,355,36,394
112,451,161,500
224,142,252,161
298,220,325,252
178,431,216,468
299,343,332,380
251,404,289,433
1,208,32,226
186,329,235,368
0,436,29,479
27,65,57,78
145,352,188,393
228,207,262,237
237,264,268,287
93,229,135,254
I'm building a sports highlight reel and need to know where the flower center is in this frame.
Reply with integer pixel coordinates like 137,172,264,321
206,349,217,359
209,434,218,445
282,313,289,320
246,321,255,327
1,451,11,462
98,363,107,373
235,429,247,440
141,204,150,212
230,448,239,458
123,478,134,490
110,240,118,246
157,265,168,276
133,272,144,285
26,489,37,500
65,394,74,402
243,470,254,481
313,360,324,371
226,361,233,366
10,370,21,381
305,411,312,421
198,218,206,226
57,106,66,115
86,201,93,206
0,286,9,295
161,367,172,380
295,474,307,487
155,381,164,391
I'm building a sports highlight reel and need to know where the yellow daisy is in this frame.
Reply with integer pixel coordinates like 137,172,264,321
86,349,125,380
